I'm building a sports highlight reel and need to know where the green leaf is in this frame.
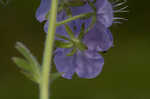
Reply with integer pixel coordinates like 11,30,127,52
12,57,31,72
14,42,41,83
21,71,40,84
15,42,40,73
15,42,40,67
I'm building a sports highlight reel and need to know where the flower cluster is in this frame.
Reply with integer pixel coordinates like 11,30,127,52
36,0,127,79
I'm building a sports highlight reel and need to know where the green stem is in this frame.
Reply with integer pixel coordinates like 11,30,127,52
56,12,94,26
40,0,58,99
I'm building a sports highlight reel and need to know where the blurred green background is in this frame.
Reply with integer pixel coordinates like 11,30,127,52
0,0,150,99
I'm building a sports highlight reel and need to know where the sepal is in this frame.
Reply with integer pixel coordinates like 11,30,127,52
55,40,73,48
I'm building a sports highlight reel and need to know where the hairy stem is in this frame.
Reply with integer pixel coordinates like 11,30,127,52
40,0,58,99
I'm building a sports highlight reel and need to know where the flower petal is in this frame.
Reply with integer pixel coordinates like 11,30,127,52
95,0,107,9
44,11,70,39
44,21,68,37
70,18,92,35
36,0,51,22
54,48,76,79
69,3,93,33
71,3,93,16
96,0,113,27
75,50,104,79
83,22,113,52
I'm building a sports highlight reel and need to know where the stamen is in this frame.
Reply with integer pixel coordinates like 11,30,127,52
113,21,122,24
111,0,128,24
114,10,128,13
115,6,128,12
113,17,128,21
111,0,120,5
113,1,127,8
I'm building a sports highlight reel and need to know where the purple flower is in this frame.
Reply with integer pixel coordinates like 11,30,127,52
54,48,104,79
35,0,111,79
35,0,127,79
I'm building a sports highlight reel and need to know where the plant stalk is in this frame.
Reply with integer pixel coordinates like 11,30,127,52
40,0,58,99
